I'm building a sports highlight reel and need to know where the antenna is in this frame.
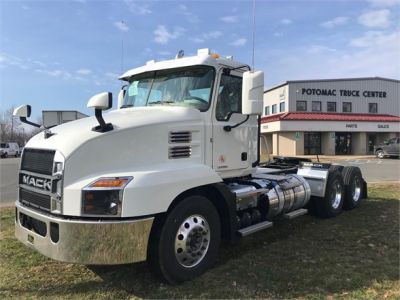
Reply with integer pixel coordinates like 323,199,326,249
120,20,125,74
251,0,256,71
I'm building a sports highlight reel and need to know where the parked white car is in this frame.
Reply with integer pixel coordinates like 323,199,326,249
0,142,20,158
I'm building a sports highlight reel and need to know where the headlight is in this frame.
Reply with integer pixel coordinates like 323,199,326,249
82,176,132,217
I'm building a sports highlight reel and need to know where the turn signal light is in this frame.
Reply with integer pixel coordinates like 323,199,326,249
88,177,132,188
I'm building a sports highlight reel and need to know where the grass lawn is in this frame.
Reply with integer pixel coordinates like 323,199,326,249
1,183,399,299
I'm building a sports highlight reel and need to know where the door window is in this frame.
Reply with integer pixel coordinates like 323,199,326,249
216,74,242,121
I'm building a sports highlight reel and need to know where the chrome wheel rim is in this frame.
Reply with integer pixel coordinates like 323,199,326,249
352,176,361,202
175,214,210,268
331,179,342,209
377,151,384,159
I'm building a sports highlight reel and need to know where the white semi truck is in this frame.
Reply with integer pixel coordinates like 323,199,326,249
13,48,366,283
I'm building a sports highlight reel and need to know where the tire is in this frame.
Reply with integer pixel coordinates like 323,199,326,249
148,195,221,284
375,149,385,159
342,166,364,210
3,153,8,159
312,169,344,218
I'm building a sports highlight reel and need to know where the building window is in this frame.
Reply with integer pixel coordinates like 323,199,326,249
279,102,285,112
272,104,277,114
265,106,270,115
312,101,321,112
343,102,352,113
327,102,336,112
369,103,378,113
296,101,307,111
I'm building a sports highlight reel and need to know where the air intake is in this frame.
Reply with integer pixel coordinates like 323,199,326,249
169,131,192,143
169,146,191,159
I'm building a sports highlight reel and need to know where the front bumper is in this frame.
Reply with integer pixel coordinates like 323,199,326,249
15,202,154,265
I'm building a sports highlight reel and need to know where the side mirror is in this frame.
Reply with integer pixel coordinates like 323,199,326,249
13,105,31,118
13,105,41,128
87,92,113,132
117,88,126,109
242,71,264,115
87,92,112,110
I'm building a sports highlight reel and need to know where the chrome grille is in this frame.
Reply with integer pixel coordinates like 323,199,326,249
169,146,191,159
169,131,192,143
21,148,55,175
20,188,51,212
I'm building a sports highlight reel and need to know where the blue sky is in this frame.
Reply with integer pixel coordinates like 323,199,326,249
1,0,399,119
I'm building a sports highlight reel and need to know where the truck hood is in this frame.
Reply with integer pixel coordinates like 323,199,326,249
25,106,202,158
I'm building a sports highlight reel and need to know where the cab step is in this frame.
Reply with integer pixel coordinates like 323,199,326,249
237,220,273,237
283,208,308,219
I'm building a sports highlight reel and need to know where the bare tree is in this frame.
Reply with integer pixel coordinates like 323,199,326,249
0,106,39,145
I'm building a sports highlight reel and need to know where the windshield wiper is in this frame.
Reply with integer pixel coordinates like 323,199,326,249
148,100,175,105
120,104,134,108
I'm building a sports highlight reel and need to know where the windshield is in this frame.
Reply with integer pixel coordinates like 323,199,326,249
122,66,215,111
0,143,6,148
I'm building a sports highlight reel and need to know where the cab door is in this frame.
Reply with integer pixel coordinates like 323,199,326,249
212,71,258,176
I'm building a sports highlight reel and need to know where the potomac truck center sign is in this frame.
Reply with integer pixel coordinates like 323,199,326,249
301,88,387,98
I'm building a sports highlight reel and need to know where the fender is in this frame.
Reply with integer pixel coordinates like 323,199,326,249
121,164,223,217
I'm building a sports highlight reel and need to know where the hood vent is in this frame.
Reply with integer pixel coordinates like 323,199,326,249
169,131,192,143
169,146,191,159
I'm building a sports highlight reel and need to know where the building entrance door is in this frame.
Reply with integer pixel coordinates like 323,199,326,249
367,133,376,154
335,132,352,154
304,132,321,154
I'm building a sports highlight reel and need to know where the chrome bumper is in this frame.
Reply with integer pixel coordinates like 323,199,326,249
15,202,154,265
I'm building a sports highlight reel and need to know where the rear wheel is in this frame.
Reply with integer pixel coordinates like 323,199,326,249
342,166,363,210
375,149,385,159
312,169,344,218
148,195,221,284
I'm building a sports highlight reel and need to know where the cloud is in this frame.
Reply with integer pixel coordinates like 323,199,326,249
264,29,400,85
153,25,184,44
358,9,391,28
178,4,200,23
76,68,92,75
274,32,283,38
190,31,222,43
321,16,348,29
280,18,292,25
0,53,29,70
230,38,247,46
124,0,151,15
221,15,238,23
367,0,400,7
114,21,129,32
307,45,337,54
35,69,72,79
350,30,398,47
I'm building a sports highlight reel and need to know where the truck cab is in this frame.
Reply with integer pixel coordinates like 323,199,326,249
13,48,367,283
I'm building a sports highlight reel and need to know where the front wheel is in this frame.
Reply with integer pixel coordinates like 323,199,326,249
375,149,385,159
148,195,221,284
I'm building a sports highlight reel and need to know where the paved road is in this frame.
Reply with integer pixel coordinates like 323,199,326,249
1,157,399,206
334,157,400,182
0,157,20,206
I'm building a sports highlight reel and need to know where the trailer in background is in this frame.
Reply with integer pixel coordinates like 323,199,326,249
42,110,88,128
